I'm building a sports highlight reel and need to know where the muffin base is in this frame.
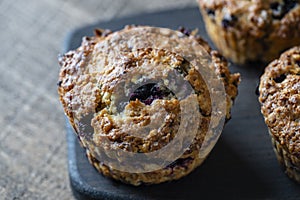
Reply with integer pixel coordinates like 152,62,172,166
269,130,300,183
86,149,205,186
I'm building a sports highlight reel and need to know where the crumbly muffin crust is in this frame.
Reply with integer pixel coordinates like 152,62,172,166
58,26,240,185
198,0,300,64
259,46,300,181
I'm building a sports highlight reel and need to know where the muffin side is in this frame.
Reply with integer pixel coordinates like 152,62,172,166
58,26,240,185
198,0,300,64
259,46,300,182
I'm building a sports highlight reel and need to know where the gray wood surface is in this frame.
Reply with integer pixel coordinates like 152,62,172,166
0,0,197,199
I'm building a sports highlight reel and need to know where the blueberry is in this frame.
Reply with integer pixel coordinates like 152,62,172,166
143,98,153,105
284,0,297,11
178,26,191,36
274,74,287,83
270,0,297,19
57,80,63,87
206,8,215,17
150,85,160,94
270,2,281,10
295,60,300,67
270,2,285,19
221,14,237,29
130,83,154,101
129,83,174,105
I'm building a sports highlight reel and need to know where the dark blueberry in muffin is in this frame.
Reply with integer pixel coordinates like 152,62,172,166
270,2,281,16
57,80,63,87
274,74,287,83
206,8,215,18
178,27,191,36
295,60,300,67
130,83,175,105
270,0,297,19
284,0,298,11
221,14,237,29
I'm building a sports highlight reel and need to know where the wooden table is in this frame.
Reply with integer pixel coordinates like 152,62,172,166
0,0,196,199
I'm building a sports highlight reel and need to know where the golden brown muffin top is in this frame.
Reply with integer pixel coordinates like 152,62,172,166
58,25,239,122
259,46,300,156
198,0,300,38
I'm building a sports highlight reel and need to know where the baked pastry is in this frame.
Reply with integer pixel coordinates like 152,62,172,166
259,46,300,182
58,25,240,185
198,0,300,64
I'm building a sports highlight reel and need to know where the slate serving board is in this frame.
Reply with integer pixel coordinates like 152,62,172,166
65,7,300,200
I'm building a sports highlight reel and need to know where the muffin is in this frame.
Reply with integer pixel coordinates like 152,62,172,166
198,0,300,64
259,46,300,182
58,25,240,185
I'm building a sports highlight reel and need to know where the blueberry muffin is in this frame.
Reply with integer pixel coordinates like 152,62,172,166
259,46,300,182
198,0,300,64
58,26,240,185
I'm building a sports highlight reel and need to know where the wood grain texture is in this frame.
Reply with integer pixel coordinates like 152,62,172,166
0,0,197,199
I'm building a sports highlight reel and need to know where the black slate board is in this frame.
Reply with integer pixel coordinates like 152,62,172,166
65,7,300,200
